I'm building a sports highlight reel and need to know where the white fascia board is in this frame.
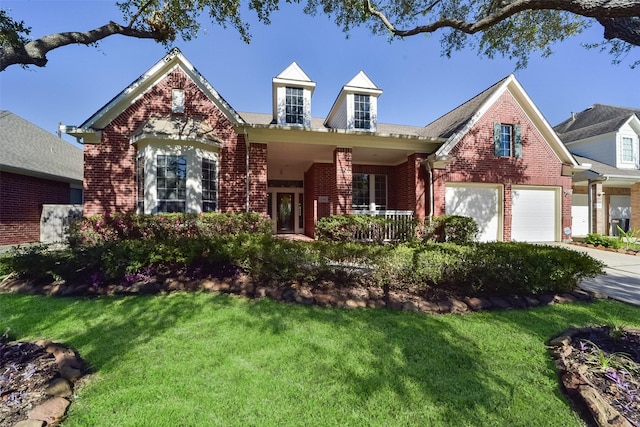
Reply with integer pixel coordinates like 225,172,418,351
507,77,578,166
79,49,244,131
61,125,101,144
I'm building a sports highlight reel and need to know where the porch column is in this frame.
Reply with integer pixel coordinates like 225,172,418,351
590,182,606,234
630,182,640,232
409,153,427,221
333,148,352,215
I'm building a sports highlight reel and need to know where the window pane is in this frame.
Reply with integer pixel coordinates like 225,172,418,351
374,175,387,210
500,124,512,157
354,94,370,130
136,154,144,213
202,158,218,212
622,137,634,162
285,87,304,124
352,174,370,210
157,155,186,213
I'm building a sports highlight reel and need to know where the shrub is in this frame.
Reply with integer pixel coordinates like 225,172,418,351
422,215,479,244
68,212,272,248
585,233,621,249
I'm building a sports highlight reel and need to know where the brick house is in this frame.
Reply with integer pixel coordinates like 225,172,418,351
0,111,83,245
64,48,578,242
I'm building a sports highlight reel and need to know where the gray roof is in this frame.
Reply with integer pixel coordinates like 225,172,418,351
574,155,640,179
0,111,83,183
238,112,427,137
420,76,510,138
554,104,640,143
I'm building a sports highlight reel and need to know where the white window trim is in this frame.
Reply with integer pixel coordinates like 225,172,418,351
136,141,219,214
352,173,387,211
619,135,637,166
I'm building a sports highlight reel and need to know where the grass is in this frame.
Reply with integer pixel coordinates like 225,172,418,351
2,293,640,426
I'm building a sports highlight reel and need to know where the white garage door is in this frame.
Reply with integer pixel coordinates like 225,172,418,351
511,187,558,242
571,193,589,237
445,184,500,241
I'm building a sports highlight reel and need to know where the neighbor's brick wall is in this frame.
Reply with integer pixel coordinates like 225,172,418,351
432,90,573,241
0,171,70,245
84,67,245,216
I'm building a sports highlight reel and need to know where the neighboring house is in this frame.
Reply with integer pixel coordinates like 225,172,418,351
0,111,84,245
63,48,578,242
554,104,640,236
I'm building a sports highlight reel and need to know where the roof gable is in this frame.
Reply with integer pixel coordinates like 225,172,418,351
274,62,314,83
426,75,577,166
0,110,83,183
72,48,243,139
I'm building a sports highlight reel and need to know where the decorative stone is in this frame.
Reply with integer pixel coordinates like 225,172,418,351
13,420,45,427
548,335,571,347
45,378,73,397
59,365,82,382
449,298,469,314
419,301,441,314
402,301,420,312
314,293,334,306
463,297,492,311
27,397,70,425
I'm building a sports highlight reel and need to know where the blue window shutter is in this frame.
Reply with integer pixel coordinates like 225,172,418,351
493,122,501,156
514,124,522,158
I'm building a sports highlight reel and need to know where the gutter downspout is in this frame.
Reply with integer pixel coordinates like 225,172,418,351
426,160,434,222
244,127,250,213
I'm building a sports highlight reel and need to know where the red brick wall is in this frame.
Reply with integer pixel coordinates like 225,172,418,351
249,142,268,214
304,163,333,237
333,148,352,215
0,171,70,245
84,67,244,216
432,91,572,241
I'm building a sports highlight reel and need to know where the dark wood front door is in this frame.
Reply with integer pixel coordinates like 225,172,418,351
277,193,294,233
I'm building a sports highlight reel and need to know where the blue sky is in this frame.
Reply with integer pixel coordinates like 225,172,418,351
1,0,638,147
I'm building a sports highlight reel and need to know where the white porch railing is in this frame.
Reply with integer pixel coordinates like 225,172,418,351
353,210,414,242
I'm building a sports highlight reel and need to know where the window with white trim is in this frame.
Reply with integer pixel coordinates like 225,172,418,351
285,87,304,125
352,173,387,211
622,137,634,163
202,157,218,212
156,154,187,213
354,94,370,130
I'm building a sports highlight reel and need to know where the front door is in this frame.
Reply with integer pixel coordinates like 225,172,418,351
277,193,294,233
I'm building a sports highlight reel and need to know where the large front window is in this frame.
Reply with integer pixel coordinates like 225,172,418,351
285,87,304,125
156,155,187,213
354,94,370,130
352,174,387,211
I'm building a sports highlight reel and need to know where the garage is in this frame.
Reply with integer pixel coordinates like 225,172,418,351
445,184,501,241
511,186,559,242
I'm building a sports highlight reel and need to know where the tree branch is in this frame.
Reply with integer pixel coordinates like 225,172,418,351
366,0,640,39
598,17,640,46
0,21,164,71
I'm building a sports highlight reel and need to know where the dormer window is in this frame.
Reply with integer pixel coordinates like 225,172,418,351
285,87,304,125
325,71,381,132
354,94,371,130
172,89,185,113
272,62,316,127
622,137,634,163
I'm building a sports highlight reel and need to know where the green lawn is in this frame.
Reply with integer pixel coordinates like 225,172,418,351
2,293,639,426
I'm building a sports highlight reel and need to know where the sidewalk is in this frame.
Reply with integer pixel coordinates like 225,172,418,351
558,243,640,307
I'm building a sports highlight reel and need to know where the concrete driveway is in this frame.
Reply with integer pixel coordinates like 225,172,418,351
558,243,640,306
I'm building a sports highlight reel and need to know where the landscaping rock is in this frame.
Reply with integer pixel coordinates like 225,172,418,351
27,397,70,425
45,378,73,398
463,297,492,311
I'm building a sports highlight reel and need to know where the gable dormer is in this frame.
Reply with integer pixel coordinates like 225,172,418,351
325,71,382,132
272,62,316,127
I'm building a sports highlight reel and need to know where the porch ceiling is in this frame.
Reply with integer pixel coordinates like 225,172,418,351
266,140,426,180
